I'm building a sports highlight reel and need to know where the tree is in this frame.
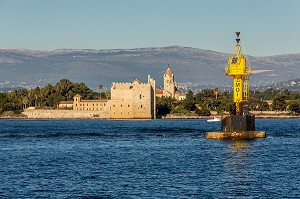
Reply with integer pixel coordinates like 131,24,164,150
288,100,300,114
156,96,175,115
213,87,219,100
55,79,74,100
195,107,211,116
99,84,103,100
72,82,93,99
272,95,287,111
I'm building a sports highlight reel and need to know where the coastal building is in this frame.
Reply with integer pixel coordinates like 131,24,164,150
109,75,156,119
156,66,186,100
58,101,73,109
73,94,108,111
31,75,156,119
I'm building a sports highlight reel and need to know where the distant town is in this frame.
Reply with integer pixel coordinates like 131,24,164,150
1,78,300,94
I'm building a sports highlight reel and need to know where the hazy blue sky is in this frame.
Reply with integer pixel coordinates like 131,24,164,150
0,0,299,56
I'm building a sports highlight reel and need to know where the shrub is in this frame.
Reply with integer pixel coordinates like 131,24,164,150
195,107,211,116
170,108,190,115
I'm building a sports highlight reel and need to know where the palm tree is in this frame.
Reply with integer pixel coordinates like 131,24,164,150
99,84,103,100
213,87,219,100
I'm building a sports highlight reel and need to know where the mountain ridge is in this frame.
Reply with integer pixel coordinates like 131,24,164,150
0,46,299,91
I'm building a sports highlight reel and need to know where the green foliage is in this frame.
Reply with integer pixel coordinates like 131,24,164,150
195,107,211,116
181,90,196,111
156,96,175,115
288,100,300,114
0,79,101,114
272,95,287,111
155,88,300,117
1,79,300,117
170,108,190,115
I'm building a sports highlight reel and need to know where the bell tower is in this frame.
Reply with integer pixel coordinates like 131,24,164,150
163,65,175,98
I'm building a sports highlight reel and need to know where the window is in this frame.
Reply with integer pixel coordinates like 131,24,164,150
128,105,130,107
121,105,122,107
141,105,143,108
140,94,142,99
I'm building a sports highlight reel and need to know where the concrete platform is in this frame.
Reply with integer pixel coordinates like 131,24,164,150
206,131,266,139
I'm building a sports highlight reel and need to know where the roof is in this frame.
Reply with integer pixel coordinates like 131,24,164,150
81,99,109,102
156,90,163,94
164,67,173,78
74,94,81,97
59,101,73,104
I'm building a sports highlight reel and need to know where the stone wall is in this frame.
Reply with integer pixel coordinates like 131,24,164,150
22,109,110,119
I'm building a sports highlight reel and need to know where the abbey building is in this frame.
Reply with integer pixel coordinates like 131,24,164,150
156,66,186,100
24,75,156,119
23,67,184,119
72,75,156,119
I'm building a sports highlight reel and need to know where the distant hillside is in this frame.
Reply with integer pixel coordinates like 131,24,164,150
0,46,299,91
261,79,300,91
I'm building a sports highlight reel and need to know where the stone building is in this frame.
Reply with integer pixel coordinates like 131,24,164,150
156,66,186,100
73,94,108,111
58,101,74,109
109,75,156,119
52,75,156,119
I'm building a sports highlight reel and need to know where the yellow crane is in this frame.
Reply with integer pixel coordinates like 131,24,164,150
225,32,251,115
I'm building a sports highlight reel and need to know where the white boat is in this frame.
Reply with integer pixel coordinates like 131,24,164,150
207,117,221,122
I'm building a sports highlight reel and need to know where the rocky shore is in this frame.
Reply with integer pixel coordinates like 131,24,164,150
1,112,299,119
162,113,300,119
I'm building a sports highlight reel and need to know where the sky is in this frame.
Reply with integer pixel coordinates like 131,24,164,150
0,0,299,56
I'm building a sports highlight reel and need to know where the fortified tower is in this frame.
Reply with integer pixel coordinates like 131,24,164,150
206,32,266,139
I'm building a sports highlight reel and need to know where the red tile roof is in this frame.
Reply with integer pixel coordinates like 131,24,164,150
156,90,163,94
164,67,173,78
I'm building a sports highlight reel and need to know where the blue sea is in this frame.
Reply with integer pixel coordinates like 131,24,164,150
0,119,299,198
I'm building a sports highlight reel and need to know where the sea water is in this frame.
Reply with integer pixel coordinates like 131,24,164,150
0,119,299,198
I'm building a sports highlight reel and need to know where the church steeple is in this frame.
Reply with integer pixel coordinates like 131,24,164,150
163,65,176,98
164,65,173,78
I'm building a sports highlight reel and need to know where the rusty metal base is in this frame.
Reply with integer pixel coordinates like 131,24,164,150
206,131,266,139
206,115,266,139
